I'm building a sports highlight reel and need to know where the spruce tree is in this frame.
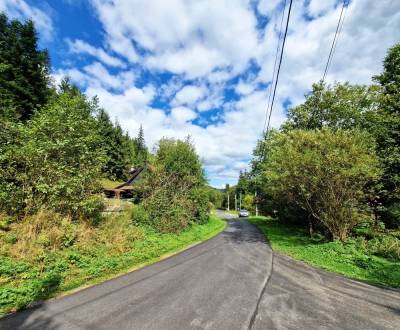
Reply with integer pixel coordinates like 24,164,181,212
0,13,50,120
373,44,400,226
135,124,148,166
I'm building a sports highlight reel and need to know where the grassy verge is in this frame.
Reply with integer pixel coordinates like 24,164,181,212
248,216,400,288
0,213,225,317
100,178,124,189
223,209,238,216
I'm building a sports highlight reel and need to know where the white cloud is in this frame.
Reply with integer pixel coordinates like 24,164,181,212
172,85,206,106
53,0,400,186
257,0,281,17
0,0,54,40
170,107,197,124
308,0,337,17
91,0,259,79
54,62,135,91
67,39,126,68
235,80,256,95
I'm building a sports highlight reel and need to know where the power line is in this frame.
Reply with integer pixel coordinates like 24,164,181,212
262,0,287,134
263,0,293,145
322,0,348,83
254,0,293,216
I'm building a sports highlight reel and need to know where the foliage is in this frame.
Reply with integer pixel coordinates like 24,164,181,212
282,82,380,131
372,44,400,217
154,137,205,186
374,43,400,115
189,187,212,224
134,124,148,167
142,175,193,233
0,212,225,316
237,170,252,194
0,13,50,121
96,108,137,180
278,45,400,228
263,129,381,240
138,138,208,232
204,186,224,209
387,203,400,228
0,91,105,219
242,194,254,212
249,216,400,288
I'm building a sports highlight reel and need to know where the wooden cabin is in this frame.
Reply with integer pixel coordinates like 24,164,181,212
104,167,145,199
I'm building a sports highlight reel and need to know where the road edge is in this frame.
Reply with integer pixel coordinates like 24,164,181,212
1,214,227,319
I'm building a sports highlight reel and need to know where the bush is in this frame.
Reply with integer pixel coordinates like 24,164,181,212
92,213,144,253
139,137,209,233
143,182,192,233
263,129,381,240
386,202,400,228
0,92,105,219
131,204,150,226
367,236,400,261
190,188,211,224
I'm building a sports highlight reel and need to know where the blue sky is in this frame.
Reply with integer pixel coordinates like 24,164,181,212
2,0,400,187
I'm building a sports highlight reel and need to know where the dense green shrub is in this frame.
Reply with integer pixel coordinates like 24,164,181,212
0,92,105,219
386,203,400,228
144,186,192,233
189,187,211,224
262,129,381,240
367,236,400,261
138,138,208,233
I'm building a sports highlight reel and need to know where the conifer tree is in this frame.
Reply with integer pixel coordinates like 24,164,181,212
135,124,148,166
0,13,50,120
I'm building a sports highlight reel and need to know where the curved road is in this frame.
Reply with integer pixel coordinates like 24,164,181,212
1,212,399,329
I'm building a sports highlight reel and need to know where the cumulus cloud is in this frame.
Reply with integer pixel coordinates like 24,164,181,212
172,85,207,107
52,0,400,186
91,0,259,79
257,0,282,17
54,62,135,91
170,107,197,124
66,39,126,68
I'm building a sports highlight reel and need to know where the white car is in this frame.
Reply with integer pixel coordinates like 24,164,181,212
238,209,249,217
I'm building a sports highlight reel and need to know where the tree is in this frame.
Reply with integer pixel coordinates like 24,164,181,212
263,129,381,241
154,137,205,187
374,44,400,114
282,82,380,131
96,108,137,180
139,137,208,232
282,68,400,228
373,44,400,226
135,124,148,166
237,170,251,194
242,194,254,213
0,14,50,120
0,91,105,219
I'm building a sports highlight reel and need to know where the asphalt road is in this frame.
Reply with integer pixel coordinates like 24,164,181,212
1,211,399,330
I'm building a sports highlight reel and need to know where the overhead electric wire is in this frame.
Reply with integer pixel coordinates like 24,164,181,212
265,0,293,137
322,0,348,83
262,0,287,134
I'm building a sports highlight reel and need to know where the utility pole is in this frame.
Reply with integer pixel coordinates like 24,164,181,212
227,192,230,211
255,190,258,216
239,192,242,210
235,194,237,211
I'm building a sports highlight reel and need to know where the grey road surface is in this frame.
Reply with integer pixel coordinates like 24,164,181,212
1,211,399,330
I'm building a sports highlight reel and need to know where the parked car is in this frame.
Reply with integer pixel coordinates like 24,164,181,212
238,209,249,217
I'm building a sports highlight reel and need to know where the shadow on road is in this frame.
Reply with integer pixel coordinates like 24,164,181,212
221,218,268,245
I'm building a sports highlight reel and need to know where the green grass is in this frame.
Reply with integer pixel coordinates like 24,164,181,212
100,178,124,189
0,214,225,317
224,209,239,216
248,216,400,288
